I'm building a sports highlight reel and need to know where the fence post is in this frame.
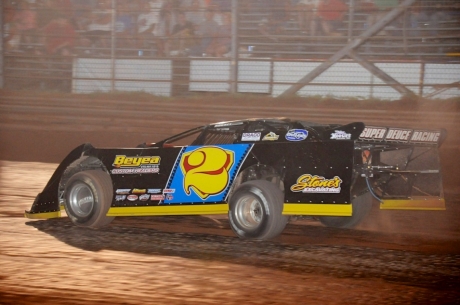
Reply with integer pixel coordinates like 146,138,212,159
111,0,116,92
419,60,425,97
0,1,4,89
230,0,239,94
347,0,355,42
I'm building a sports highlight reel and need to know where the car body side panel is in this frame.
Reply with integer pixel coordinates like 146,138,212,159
26,140,355,218
249,141,354,204
104,144,253,208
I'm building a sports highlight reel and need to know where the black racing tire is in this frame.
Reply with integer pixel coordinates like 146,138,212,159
64,170,114,228
228,180,288,240
319,192,373,229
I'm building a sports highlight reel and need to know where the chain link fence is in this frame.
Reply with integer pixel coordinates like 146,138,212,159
2,0,460,99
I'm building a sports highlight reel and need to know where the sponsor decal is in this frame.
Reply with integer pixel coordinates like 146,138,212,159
139,194,150,201
410,130,441,143
180,146,234,200
132,188,147,194
147,189,162,194
385,128,412,142
111,167,159,174
262,132,279,141
241,132,261,141
127,194,138,201
115,195,127,201
360,127,387,140
291,174,342,194
165,194,174,201
151,194,165,201
111,155,161,174
285,129,308,141
162,188,175,194
330,130,352,140
116,189,130,195
164,144,252,204
360,126,441,144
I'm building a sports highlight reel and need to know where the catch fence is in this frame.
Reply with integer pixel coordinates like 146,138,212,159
2,0,460,99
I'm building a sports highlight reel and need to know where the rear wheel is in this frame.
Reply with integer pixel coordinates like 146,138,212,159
64,170,114,228
228,180,288,240
319,192,373,229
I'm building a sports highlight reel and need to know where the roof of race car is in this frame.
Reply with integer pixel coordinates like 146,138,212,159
209,117,332,129
151,117,445,147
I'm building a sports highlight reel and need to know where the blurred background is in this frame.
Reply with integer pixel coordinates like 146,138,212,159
1,0,459,99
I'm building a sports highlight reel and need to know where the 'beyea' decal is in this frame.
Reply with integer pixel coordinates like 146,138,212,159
111,155,161,174
163,144,252,204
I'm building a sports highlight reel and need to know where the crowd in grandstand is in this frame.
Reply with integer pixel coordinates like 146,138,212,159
3,0,459,57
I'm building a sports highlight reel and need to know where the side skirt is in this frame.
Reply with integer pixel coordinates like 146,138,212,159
380,197,445,210
106,204,229,216
283,203,352,216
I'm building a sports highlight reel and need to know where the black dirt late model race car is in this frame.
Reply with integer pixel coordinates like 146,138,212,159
26,118,447,240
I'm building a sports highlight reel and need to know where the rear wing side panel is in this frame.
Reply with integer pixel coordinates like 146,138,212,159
356,126,446,210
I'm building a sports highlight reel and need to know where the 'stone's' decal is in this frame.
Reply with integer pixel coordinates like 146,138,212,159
291,174,342,194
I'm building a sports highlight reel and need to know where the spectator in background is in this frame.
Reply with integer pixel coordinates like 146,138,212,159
154,8,176,56
36,0,61,29
42,14,76,56
4,1,21,52
137,0,162,51
84,0,113,51
53,0,73,19
115,1,136,53
407,1,455,39
182,0,207,28
189,8,219,56
164,0,182,20
315,0,348,36
170,11,196,55
14,1,38,48
295,0,319,35
257,0,291,42
366,0,399,33
209,0,231,13
205,11,231,57
268,0,291,34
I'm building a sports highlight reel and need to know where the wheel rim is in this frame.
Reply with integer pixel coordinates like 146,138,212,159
68,182,95,218
234,194,263,230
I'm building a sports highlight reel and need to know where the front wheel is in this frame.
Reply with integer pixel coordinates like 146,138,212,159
228,180,288,240
64,170,114,228
319,192,373,229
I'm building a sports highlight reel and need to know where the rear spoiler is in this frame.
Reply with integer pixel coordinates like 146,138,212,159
358,126,447,147
355,126,447,211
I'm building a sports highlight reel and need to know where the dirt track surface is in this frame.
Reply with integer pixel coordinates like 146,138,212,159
1,92,460,304
1,161,460,305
